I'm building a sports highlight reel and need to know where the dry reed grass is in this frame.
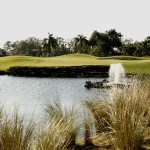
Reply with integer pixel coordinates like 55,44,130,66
85,75,150,150
33,101,80,150
0,107,35,150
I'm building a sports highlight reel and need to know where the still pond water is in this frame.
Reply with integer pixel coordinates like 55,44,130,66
0,75,108,120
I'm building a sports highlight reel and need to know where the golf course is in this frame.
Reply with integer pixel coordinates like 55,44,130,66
0,54,150,73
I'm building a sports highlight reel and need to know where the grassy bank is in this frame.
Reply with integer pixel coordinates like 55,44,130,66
0,54,150,73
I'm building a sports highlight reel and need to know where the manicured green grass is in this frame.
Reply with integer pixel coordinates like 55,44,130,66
0,54,150,73
101,55,150,60
122,61,150,73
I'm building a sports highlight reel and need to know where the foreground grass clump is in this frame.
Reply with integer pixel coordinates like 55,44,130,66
33,101,80,150
0,108,35,150
109,77,150,149
85,75,150,149
0,103,80,150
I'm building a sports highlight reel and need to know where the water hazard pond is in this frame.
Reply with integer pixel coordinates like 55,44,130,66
0,75,108,120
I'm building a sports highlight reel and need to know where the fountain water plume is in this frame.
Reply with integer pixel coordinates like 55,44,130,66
85,63,127,89
109,63,125,84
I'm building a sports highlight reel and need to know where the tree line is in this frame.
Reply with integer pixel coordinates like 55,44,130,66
1,29,150,57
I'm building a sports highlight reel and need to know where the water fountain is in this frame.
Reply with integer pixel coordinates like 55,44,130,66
85,63,127,89
109,63,125,83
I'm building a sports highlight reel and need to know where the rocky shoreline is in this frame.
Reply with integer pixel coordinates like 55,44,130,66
0,65,110,78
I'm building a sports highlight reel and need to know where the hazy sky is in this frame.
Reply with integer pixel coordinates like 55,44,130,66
0,0,150,47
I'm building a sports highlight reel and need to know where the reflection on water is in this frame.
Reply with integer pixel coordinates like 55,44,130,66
0,75,108,120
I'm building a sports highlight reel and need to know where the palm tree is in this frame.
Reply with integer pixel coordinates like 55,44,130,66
74,35,88,53
42,38,48,55
42,33,58,57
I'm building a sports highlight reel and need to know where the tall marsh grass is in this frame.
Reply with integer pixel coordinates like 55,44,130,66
33,101,80,150
109,78,150,149
85,98,111,134
0,102,80,150
85,75,150,149
0,107,35,150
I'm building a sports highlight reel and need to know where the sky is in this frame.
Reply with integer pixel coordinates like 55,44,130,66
0,0,150,48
